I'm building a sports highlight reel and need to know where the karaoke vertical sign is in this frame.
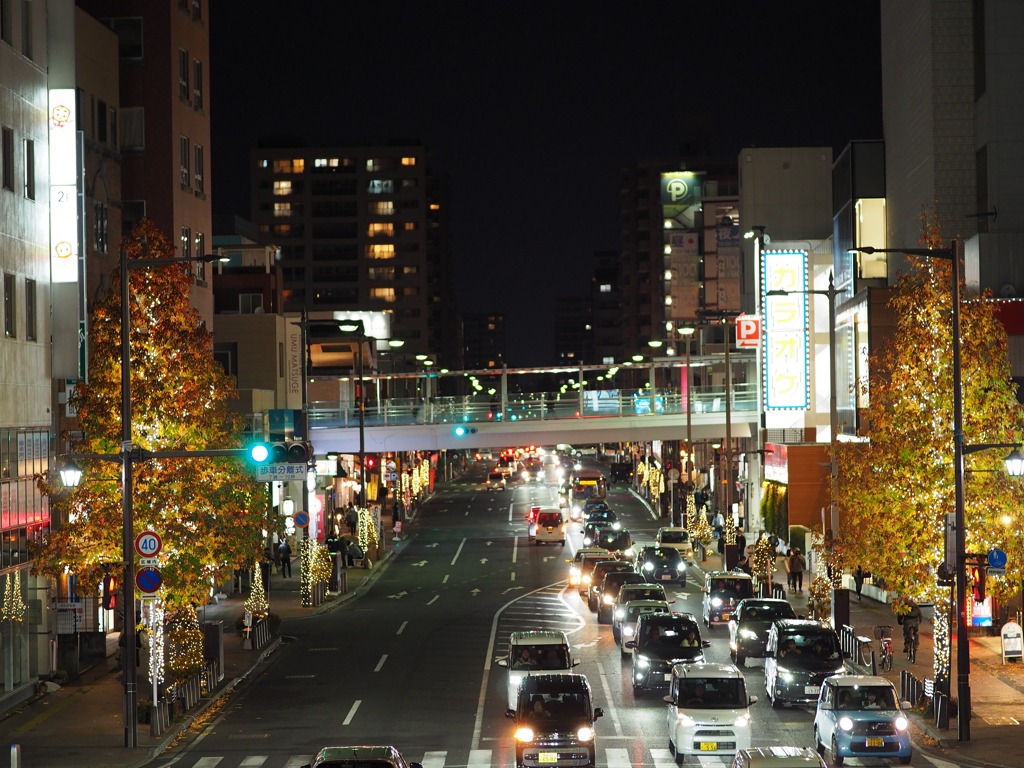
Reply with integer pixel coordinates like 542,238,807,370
761,250,809,410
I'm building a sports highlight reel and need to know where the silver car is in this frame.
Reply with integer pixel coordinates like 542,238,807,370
303,746,423,768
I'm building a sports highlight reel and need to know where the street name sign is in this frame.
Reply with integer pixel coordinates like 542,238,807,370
254,464,308,481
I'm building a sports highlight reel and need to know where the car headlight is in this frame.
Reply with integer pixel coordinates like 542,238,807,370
615,609,625,619
583,537,592,546
839,717,854,732
522,471,529,479
604,595,614,605
623,626,634,637
509,672,524,685
515,727,535,742
739,629,758,639
636,655,650,668
676,713,696,727
612,522,621,530
779,670,794,683
576,726,594,742
895,715,909,731
570,567,580,577
733,713,751,727
711,597,723,607
583,575,592,584
623,547,634,557
644,562,654,571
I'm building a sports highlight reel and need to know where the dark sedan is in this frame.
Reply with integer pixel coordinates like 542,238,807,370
634,546,686,585
727,598,797,666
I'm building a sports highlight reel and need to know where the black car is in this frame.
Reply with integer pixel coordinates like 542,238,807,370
584,509,620,530
727,598,797,666
586,560,633,610
582,499,610,518
634,546,686,585
625,612,707,692
764,619,846,707
505,674,603,768
593,528,633,559
581,521,613,548
596,571,647,624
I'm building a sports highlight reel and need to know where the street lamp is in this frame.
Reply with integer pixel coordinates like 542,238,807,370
338,322,367,507
766,272,845,626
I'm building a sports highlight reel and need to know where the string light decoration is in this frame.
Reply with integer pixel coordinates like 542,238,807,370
647,463,664,498
309,542,332,585
299,539,315,607
808,574,833,624
2,575,26,622
244,568,268,618
636,460,648,489
682,492,693,530
144,599,165,687
932,592,951,681
751,535,775,588
723,513,736,546
688,500,713,543
166,606,203,683
357,508,379,554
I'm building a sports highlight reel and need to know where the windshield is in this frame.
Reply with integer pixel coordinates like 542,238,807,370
709,578,753,600
597,531,630,550
778,631,842,661
740,602,796,622
511,644,571,670
627,604,668,621
677,677,748,709
835,685,898,710
639,621,703,658
659,530,689,544
489,474,503,481
521,692,591,727
537,513,562,526
619,587,667,603
318,762,398,768
642,548,682,566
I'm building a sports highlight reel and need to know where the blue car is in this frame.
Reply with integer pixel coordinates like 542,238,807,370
813,675,912,765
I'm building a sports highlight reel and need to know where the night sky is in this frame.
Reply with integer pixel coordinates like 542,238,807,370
210,2,882,366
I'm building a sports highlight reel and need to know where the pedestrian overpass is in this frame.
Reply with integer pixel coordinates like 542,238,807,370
309,383,758,453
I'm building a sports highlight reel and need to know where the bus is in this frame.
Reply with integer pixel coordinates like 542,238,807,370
569,469,607,521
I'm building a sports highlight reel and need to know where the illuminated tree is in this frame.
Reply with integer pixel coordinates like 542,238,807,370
834,250,1024,683
35,219,271,616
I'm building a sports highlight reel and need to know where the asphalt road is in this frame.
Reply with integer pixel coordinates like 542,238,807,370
149,458,964,768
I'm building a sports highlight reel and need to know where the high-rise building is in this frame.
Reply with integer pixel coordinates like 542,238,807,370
591,250,622,365
250,140,459,368
462,313,505,370
553,296,592,365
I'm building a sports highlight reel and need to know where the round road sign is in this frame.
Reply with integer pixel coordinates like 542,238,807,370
988,548,1008,569
135,531,162,558
294,511,310,528
135,567,162,594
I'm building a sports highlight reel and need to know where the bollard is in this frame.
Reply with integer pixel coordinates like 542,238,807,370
935,690,949,729
870,649,876,676
11,744,20,768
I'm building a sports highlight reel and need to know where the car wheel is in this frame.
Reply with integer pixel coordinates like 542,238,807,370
612,627,620,642
735,652,746,667
729,647,736,661
769,682,781,709
598,610,608,625
814,728,825,757
899,755,912,765
831,736,844,766
668,738,675,756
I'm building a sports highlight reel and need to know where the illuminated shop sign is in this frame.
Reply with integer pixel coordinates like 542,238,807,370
49,89,79,283
762,250,809,410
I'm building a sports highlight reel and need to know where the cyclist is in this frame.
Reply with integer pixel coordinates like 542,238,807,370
898,600,922,654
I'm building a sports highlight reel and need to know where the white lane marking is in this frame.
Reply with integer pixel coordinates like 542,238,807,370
468,750,491,768
342,699,361,725
193,759,223,768
508,502,515,522
374,654,388,672
239,758,268,767
284,759,314,768
511,571,516,581
512,536,519,563
421,751,447,768
442,574,450,584
606,748,631,768
596,660,624,736
450,538,467,565
651,748,676,768
920,757,965,768
427,594,440,605
396,621,408,635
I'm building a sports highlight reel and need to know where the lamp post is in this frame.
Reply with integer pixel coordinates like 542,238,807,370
339,322,367,507
767,272,844,625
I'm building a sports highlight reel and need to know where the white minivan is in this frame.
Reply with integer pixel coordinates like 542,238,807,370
665,662,756,762
533,508,566,546
496,630,578,709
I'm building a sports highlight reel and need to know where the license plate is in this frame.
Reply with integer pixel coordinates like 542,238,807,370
699,742,718,751
538,753,559,764
866,737,884,748
663,673,672,681
660,574,672,580
721,613,731,621
804,685,819,695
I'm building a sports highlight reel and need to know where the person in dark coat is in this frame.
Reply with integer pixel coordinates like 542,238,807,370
736,528,747,558
853,566,867,600
278,538,292,578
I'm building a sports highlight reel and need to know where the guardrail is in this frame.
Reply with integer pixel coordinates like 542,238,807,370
840,624,876,674
309,384,759,428
149,658,222,736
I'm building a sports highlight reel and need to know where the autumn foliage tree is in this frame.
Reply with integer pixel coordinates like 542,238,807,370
35,220,271,614
834,249,1024,682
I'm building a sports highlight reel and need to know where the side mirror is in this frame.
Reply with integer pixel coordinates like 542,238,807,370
572,659,581,667
625,640,637,649
594,707,604,718
662,695,673,703
409,763,424,768
669,599,676,604
505,709,516,719
497,659,508,667
748,695,759,705
900,700,913,710
797,614,806,620
702,640,712,648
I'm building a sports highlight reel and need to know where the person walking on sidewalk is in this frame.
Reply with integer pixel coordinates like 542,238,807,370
279,538,293,578
346,504,359,535
853,565,867,600
788,548,805,593
736,528,747,558
783,548,793,590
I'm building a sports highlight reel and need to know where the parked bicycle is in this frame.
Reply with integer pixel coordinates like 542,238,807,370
874,625,894,672
904,621,919,663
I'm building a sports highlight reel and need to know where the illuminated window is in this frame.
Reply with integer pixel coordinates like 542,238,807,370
273,158,304,173
603,356,615,364
366,244,395,260
599,284,611,293
368,267,395,280
273,181,292,196
367,179,394,194
402,266,419,275
403,221,417,231
429,204,440,210
368,223,395,237
372,201,394,215
401,157,416,166
370,287,396,302
314,158,340,168
273,203,292,217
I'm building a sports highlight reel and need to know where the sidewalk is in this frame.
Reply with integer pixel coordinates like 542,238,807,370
689,550,1024,768
0,550,398,768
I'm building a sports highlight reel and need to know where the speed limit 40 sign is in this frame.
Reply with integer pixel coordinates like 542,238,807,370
134,531,162,558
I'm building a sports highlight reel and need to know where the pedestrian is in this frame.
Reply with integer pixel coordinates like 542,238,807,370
769,531,779,555
392,499,401,524
339,536,354,567
736,554,752,575
736,527,747,558
711,510,725,537
347,537,365,567
278,538,292,578
717,531,726,556
783,548,793,590
853,565,866,600
346,504,359,536
788,548,805,593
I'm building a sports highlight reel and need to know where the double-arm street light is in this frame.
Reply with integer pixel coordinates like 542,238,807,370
850,239,1023,741
338,322,368,507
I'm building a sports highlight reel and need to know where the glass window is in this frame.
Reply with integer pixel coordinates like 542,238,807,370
314,157,339,168
401,156,416,166
371,201,394,215
368,267,395,281
193,59,203,109
180,136,190,186
0,0,11,44
93,201,109,253
195,232,206,280
273,203,292,217
273,181,292,195
192,0,201,21
21,0,31,60
178,48,189,101
401,178,417,189
121,107,144,150
23,139,33,199
180,226,191,263
369,287,396,302
194,143,204,193
599,284,611,293
368,223,394,237
272,158,304,173
367,179,394,194
365,244,395,260
24,279,36,341
3,274,15,338
1,127,13,190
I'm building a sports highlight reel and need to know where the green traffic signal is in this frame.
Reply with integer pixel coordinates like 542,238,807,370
248,441,313,464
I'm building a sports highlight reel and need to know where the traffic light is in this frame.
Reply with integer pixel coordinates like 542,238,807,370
366,456,376,470
248,441,314,464
101,575,117,610
969,563,986,602
453,426,478,437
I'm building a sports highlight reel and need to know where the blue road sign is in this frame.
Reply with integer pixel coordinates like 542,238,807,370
294,511,310,528
988,548,1008,569
135,567,162,594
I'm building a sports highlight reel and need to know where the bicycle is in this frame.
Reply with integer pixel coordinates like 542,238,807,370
874,625,894,672
903,622,919,664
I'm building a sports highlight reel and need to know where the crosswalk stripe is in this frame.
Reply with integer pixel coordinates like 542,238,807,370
283,758,313,768
191,759,223,768
606,747,632,768
421,751,447,768
650,747,676,768
468,749,491,768
238,759,268,767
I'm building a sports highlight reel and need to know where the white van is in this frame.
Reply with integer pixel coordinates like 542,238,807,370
665,662,756,762
533,508,566,546
496,630,578,709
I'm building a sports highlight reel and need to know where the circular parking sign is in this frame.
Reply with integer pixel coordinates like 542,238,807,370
134,531,162,558
294,511,310,528
135,567,162,594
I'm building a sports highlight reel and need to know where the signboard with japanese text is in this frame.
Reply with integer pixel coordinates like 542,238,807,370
762,250,809,410
254,464,308,481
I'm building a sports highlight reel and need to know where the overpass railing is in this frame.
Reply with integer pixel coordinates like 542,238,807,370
309,384,758,429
